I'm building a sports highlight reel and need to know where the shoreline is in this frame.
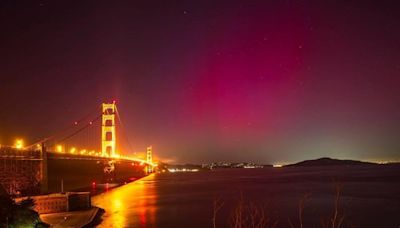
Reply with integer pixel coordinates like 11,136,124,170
40,207,104,227
38,175,148,227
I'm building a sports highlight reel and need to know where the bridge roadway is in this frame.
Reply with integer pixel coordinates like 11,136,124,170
0,147,150,195
45,150,150,193
0,147,150,162
46,151,152,166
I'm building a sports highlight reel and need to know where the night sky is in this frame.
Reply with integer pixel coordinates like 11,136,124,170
1,0,400,164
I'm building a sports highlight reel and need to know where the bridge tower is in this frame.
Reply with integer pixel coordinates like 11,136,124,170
146,146,153,173
102,102,117,157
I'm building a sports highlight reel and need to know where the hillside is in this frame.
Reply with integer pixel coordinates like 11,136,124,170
285,157,376,167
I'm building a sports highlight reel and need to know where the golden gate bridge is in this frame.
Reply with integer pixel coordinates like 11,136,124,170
26,101,155,166
0,102,157,195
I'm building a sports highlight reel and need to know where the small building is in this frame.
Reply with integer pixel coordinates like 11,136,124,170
15,192,91,214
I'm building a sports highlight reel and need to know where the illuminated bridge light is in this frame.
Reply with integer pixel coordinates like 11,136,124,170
56,145,63,153
113,154,121,158
14,139,24,149
80,149,87,155
36,144,41,150
70,147,76,154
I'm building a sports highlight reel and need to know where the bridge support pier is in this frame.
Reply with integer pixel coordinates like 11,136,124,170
146,146,153,173
40,143,48,193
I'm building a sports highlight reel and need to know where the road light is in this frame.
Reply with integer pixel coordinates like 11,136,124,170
14,139,24,149
36,144,41,150
56,145,63,153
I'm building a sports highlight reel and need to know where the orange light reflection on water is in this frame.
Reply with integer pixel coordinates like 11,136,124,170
92,174,157,228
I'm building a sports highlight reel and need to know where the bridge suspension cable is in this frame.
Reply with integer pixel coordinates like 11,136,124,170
25,104,102,149
115,105,135,155
55,115,101,145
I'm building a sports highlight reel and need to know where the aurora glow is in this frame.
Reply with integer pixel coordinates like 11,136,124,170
1,1,399,163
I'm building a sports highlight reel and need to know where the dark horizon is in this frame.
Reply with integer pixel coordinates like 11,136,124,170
1,0,400,164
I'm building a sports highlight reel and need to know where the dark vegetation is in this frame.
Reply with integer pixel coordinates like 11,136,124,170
0,186,47,228
213,184,355,228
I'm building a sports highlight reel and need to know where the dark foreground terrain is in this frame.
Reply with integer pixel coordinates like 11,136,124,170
92,164,400,228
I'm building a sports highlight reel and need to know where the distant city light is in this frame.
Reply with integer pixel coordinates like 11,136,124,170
14,139,24,149
168,168,199,173
273,164,283,168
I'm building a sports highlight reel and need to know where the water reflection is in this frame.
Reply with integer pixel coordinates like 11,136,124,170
92,174,157,228
91,168,400,228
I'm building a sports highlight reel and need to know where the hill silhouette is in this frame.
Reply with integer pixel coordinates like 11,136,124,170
286,157,376,167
